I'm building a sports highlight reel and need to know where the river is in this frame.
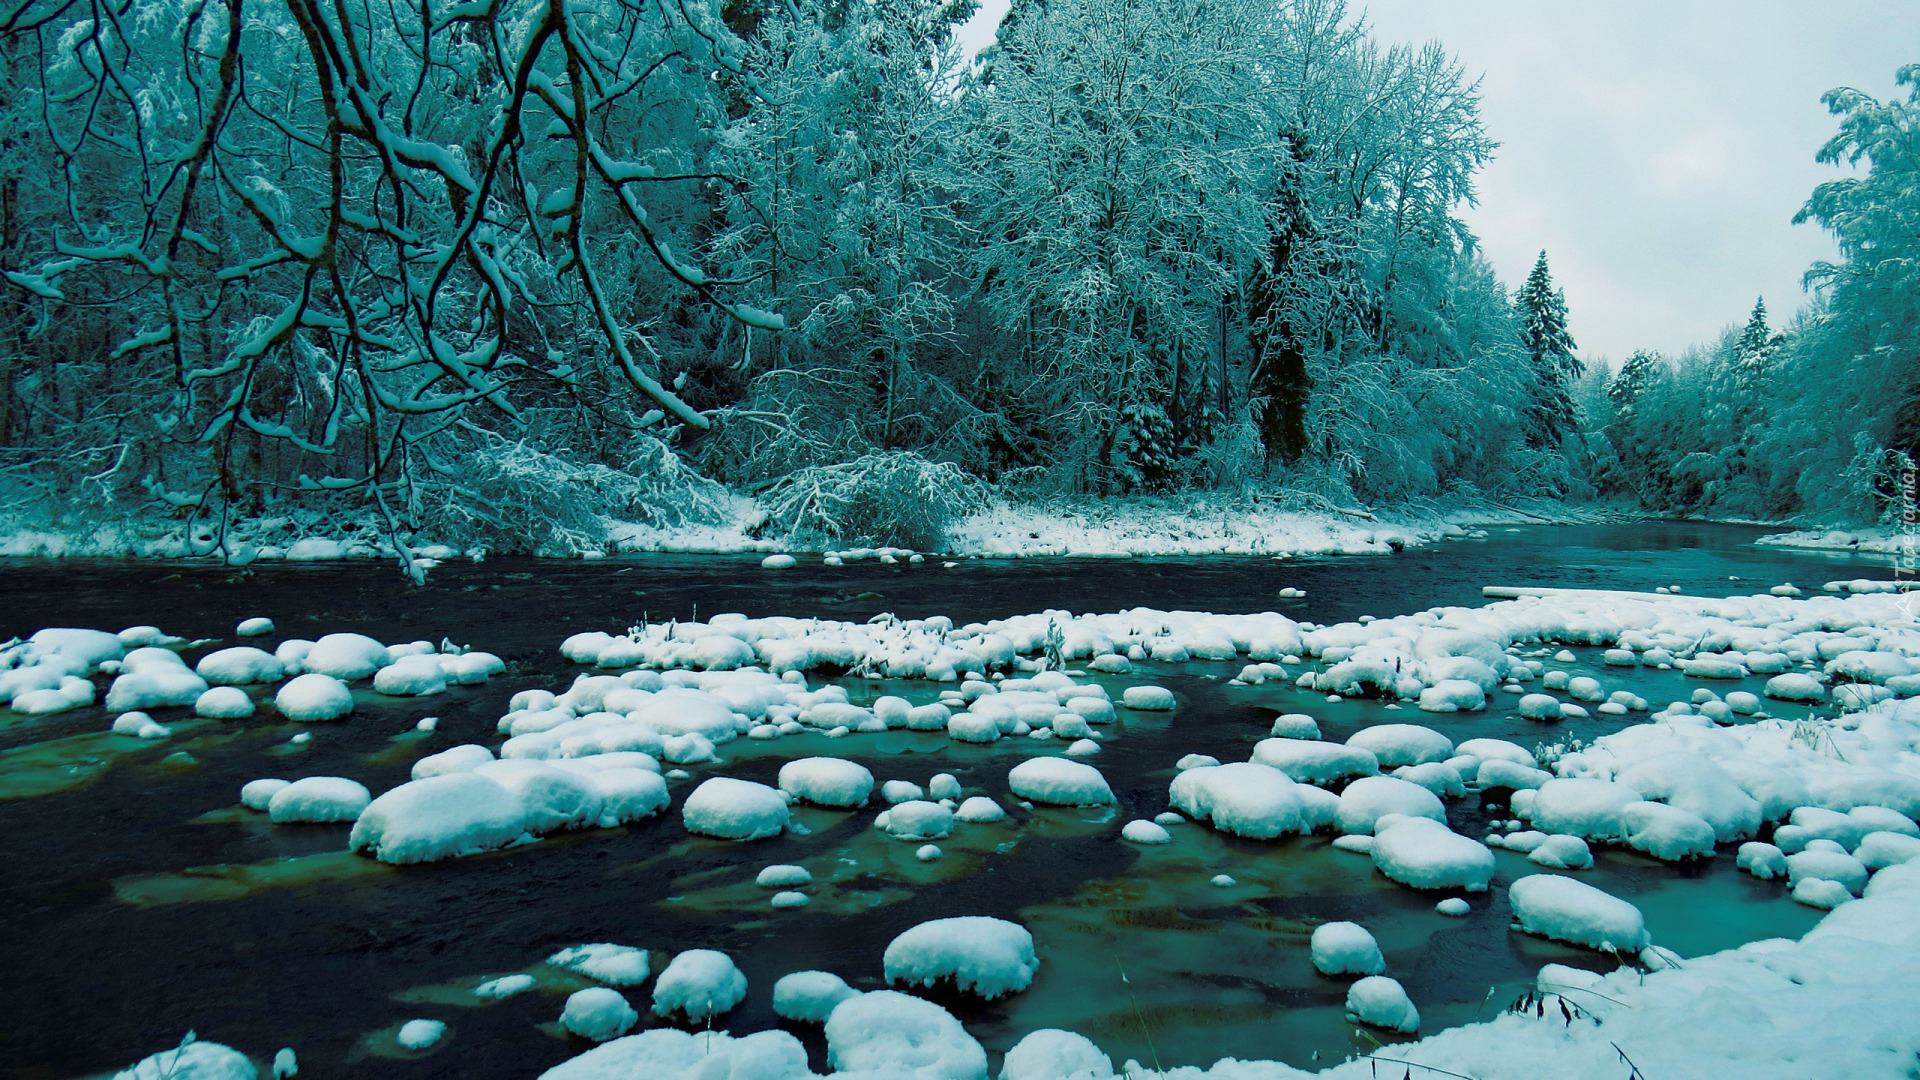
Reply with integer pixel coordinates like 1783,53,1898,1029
0,522,1895,1079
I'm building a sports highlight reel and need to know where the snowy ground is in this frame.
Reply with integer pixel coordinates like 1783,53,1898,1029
0,494,1598,562
43,574,1920,1080
1757,525,1920,563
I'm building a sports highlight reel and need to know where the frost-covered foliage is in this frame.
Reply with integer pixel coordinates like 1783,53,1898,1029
761,452,986,551
0,0,1592,543
1594,62,1920,524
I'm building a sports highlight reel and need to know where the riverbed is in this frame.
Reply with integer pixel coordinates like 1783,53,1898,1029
0,522,1898,1079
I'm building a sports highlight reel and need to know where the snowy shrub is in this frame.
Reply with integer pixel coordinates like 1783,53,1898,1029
763,451,987,551
424,438,736,556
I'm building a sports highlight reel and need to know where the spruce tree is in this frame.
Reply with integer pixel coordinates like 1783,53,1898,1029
1515,251,1580,449
1245,150,1319,465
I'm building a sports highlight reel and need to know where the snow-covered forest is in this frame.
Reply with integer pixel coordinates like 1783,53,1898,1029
0,0,1913,557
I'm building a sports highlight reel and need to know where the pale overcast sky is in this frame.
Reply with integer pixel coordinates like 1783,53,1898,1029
958,1,1920,365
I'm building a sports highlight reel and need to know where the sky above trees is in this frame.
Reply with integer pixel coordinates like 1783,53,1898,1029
959,0,1920,365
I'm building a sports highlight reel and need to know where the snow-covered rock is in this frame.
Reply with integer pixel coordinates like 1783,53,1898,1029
777,757,875,808
1311,921,1385,976
268,776,370,823
1169,762,1306,839
1370,816,1495,891
1335,775,1446,835
1000,1030,1113,1080
1345,976,1419,1032
275,673,354,722
1008,758,1113,805
549,944,651,986
348,774,529,863
1508,874,1649,951
773,970,860,1023
650,949,747,1020
825,991,986,1080
883,916,1038,999
682,777,789,840
561,987,638,1041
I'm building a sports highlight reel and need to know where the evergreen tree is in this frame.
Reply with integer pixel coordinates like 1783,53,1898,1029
1515,251,1580,449
1113,402,1180,493
1245,146,1319,465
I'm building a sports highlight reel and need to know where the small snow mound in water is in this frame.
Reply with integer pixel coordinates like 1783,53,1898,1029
651,949,747,1020
540,1030,809,1080
1517,693,1562,720
884,916,1038,999
240,778,289,810
1249,738,1378,784
374,656,447,696
825,991,986,1080
1528,778,1643,841
887,801,955,840
1345,976,1419,1032
1269,712,1320,738
275,673,354,721
1528,834,1594,869
1765,673,1826,702
1786,850,1867,894
1435,897,1470,916
758,864,813,887
268,776,370,823
1175,753,1220,770
1153,811,1183,826
954,796,1006,822
476,974,534,999
1792,878,1853,908
1089,654,1131,673
915,844,942,861
561,987,638,1041
237,617,275,637
412,744,494,780
682,777,789,840
196,647,284,685
772,890,811,907
773,970,859,1023
1371,816,1495,891
1335,775,1445,835
349,774,529,863
1001,1029,1113,1080
1509,874,1649,951
1008,758,1113,805
112,1039,257,1080
1738,841,1788,879
1122,819,1172,844
302,633,391,680
1211,874,1236,886
1311,921,1385,976
881,779,925,804
1121,685,1175,710
1620,801,1717,861
761,554,798,569
778,758,875,808
396,1019,445,1050
1170,762,1306,839
196,686,254,718
549,944,651,986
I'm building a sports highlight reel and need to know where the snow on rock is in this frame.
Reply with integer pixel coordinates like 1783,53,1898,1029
777,758,875,808
237,617,274,637
1435,897,1470,916
1619,801,1718,861
111,1039,257,1080
1858,831,1920,869
549,944,651,986
1764,673,1826,702
1269,713,1321,739
1008,758,1113,806
374,656,448,696
1528,834,1594,869
1615,752,1762,843
762,554,798,569
195,686,255,718
1738,841,1789,879
773,970,859,1023
538,1029,809,1080
1169,762,1306,839
882,779,926,804
105,664,210,712
1785,849,1868,895
758,864,813,887
884,916,1037,999
1311,921,1385,976
1517,693,1563,720
955,796,1007,823
240,778,290,811
476,974,535,1000
1120,686,1176,711
1370,816,1496,891
1122,819,1172,844
196,647,284,685
397,1019,446,1050
1346,724,1452,766
1417,680,1486,713
1345,976,1419,1033
1335,776,1446,835
650,949,747,1020
268,776,371,823
1508,874,1650,951
1527,778,1643,842
302,633,392,680
1477,759,1552,791
682,777,789,840
1000,1030,1114,1080
473,761,602,833
561,987,639,1041
348,774,530,863
1793,877,1853,908
412,744,495,780
275,673,354,722
1249,738,1379,784
825,990,987,1080
886,801,955,841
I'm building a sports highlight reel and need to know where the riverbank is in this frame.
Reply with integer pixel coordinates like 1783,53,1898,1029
0,493,1620,564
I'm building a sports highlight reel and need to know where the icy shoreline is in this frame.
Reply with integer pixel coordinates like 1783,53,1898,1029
0,495,1604,563
1756,526,1920,562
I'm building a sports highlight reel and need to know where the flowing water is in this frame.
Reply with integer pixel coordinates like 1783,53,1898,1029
0,523,1896,1079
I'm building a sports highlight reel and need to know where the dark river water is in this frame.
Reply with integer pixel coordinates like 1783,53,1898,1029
0,523,1896,1080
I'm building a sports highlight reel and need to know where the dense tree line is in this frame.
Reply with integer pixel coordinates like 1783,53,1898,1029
1593,61,1920,526
0,0,1593,555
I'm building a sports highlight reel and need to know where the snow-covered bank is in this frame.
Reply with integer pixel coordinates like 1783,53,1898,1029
1757,526,1920,561
0,495,1608,562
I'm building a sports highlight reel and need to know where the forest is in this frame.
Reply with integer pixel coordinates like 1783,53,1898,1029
0,0,1913,557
